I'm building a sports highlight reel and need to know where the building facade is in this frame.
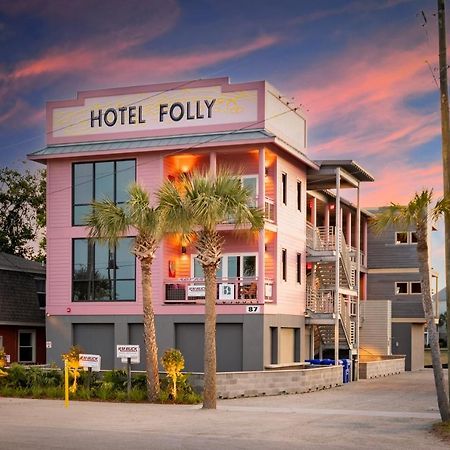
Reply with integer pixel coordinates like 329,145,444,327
29,77,373,371
0,252,46,364
366,215,439,370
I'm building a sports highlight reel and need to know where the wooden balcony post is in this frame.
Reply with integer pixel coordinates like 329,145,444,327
258,147,265,303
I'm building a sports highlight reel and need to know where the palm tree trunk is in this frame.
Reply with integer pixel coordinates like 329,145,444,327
416,223,450,421
203,264,217,409
141,257,160,402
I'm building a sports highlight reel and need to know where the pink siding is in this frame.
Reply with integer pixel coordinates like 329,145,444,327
46,140,309,319
265,152,307,316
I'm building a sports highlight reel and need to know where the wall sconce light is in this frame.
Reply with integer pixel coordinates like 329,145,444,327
264,244,268,252
181,246,187,254
329,204,335,210
66,307,71,313
265,167,269,176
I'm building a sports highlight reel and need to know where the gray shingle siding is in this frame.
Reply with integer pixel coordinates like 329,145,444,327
367,226,418,269
0,269,45,324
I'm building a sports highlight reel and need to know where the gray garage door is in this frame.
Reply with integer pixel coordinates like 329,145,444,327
73,323,115,370
175,323,243,372
129,323,146,371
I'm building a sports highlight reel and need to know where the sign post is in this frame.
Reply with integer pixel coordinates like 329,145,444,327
79,354,101,390
64,359,69,408
116,345,140,400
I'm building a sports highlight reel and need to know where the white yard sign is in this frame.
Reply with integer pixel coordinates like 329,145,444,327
79,354,101,372
117,345,140,364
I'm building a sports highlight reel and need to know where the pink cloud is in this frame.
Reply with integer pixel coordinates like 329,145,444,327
362,162,443,207
291,28,440,159
11,35,279,83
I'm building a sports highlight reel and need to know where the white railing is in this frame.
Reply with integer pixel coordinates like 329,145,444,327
164,277,274,304
306,223,335,251
264,197,275,222
306,286,334,313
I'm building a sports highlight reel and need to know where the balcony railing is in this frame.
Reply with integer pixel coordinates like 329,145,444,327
164,277,274,304
264,197,275,222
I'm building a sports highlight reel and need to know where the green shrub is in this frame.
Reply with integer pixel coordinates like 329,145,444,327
102,370,127,391
159,373,202,404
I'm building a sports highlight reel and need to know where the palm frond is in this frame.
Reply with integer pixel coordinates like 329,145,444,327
85,199,129,245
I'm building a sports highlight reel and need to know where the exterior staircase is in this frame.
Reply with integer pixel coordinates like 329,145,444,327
305,223,357,352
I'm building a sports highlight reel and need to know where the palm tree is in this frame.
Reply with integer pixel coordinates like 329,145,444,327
372,189,450,422
85,183,165,402
158,170,265,409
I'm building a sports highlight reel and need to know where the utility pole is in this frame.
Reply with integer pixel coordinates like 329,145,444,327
437,0,450,402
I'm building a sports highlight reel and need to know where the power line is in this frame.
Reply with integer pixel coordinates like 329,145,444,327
44,102,304,200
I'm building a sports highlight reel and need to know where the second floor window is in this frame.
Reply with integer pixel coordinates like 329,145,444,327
73,237,136,302
73,160,136,225
282,172,287,205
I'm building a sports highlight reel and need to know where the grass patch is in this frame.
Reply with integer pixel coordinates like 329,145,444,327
432,421,450,443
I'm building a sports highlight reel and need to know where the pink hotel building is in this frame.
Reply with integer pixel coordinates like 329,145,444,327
29,78,374,371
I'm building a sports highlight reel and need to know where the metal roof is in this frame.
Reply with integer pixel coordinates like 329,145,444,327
314,160,375,182
28,129,276,158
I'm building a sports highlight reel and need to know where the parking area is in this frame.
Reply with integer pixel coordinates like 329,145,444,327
0,369,448,449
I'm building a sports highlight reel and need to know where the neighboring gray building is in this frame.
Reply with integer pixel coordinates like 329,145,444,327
366,214,438,371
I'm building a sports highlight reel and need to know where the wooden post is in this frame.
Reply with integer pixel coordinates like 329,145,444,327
437,0,450,402
127,357,132,399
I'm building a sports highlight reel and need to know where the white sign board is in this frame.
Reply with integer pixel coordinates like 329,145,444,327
219,283,235,301
117,345,140,364
79,354,101,372
187,285,205,297
51,85,258,140
246,305,260,314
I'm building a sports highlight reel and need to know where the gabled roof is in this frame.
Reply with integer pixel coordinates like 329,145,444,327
0,252,45,274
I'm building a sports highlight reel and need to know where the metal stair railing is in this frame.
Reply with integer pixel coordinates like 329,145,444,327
338,231,355,288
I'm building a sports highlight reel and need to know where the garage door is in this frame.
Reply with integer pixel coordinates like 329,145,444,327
175,323,243,372
73,323,114,369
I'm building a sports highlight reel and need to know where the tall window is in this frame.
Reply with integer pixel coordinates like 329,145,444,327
34,278,46,309
296,253,301,283
297,180,302,211
282,248,287,281
282,172,287,205
72,160,135,225
18,330,35,363
73,238,136,301
241,175,258,207
395,231,417,245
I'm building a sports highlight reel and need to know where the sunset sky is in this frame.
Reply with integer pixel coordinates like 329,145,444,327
0,0,447,286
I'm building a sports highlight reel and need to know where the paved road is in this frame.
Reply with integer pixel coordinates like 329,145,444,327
0,370,448,449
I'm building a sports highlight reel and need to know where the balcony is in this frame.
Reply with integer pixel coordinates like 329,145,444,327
264,197,275,223
164,277,274,304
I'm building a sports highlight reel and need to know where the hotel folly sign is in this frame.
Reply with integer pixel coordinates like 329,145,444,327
48,80,261,144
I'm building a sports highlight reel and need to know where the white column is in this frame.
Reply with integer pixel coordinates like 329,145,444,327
209,151,216,177
346,210,352,247
258,148,265,303
311,197,317,227
355,182,361,380
334,168,341,365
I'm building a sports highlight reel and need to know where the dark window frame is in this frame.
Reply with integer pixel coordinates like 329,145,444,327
72,237,136,302
297,180,302,211
296,253,301,284
72,159,136,226
34,277,46,309
281,172,287,205
282,248,287,281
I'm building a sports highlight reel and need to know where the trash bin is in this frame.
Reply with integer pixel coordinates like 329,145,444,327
342,359,351,383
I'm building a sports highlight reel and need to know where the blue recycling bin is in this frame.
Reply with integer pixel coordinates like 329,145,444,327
341,359,351,383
